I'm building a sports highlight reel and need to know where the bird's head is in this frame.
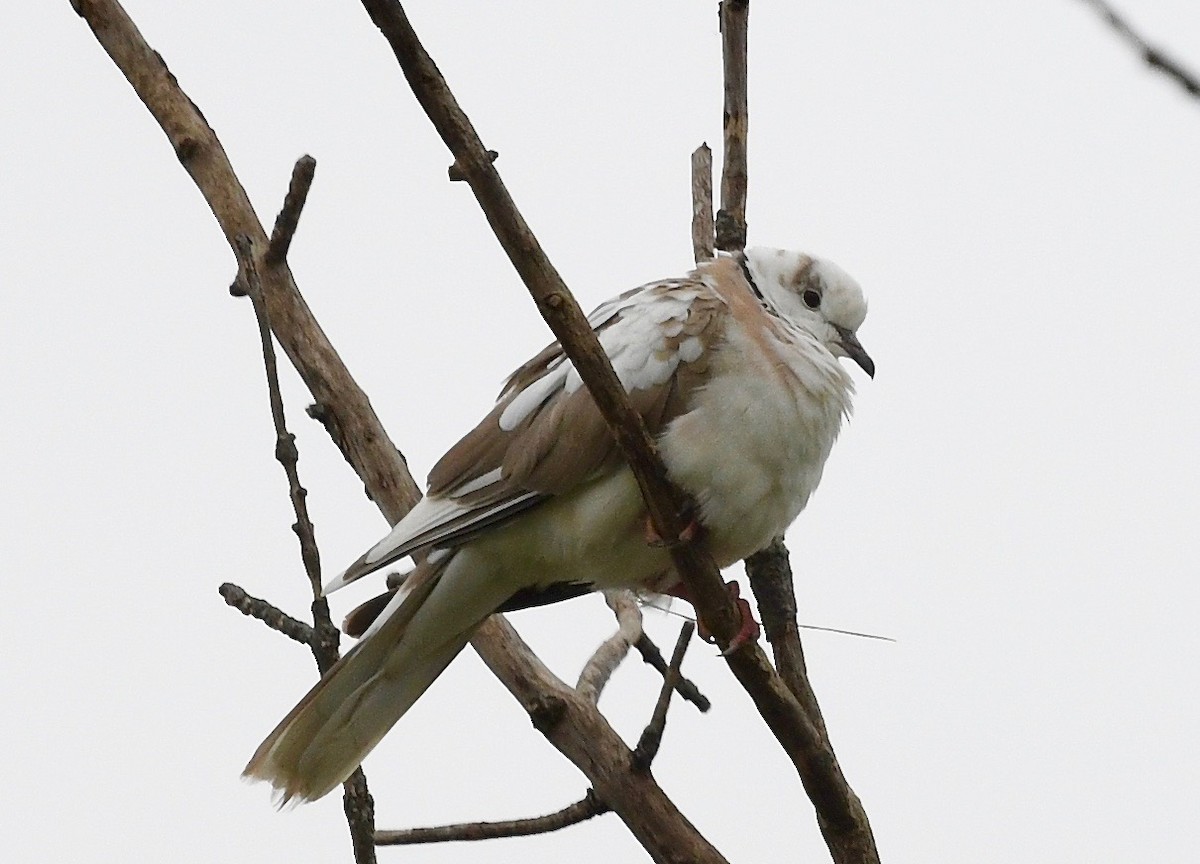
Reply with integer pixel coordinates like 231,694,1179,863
742,247,874,378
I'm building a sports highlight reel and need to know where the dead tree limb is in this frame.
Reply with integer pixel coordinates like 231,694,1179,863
234,229,377,863
690,6,880,858
1077,0,1200,100
473,615,727,863
67,0,422,525
634,633,711,712
715,0,749,252
633,623,695,768
218,582,315,647
357,0,748,657
691,143,715,264
375,791,608,846
576,591,644,704
377,623,692,847
70,2,728,861
356,3,880,862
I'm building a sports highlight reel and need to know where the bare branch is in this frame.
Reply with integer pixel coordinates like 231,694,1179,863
745,542,823,733
473,615,729,863
74,1,878,859
375,790,608,846
576,591,644,703
355,5,882,861
713,4,879,859
715,0,749,252
690,143,715,264
633,633,711,713
234,231,377,862
266,155,317,267
68,0,422,524
746,540,883,862
1077,0,1200,100
71,4,728,860
633,622,694,768
449,149,498,180
358,0,745,671
218,582,314,647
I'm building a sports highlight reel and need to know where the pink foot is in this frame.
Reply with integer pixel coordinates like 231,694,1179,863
667,580,760,654
643,513,704,548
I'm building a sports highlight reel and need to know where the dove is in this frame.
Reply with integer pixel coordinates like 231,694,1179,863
244,247,872,804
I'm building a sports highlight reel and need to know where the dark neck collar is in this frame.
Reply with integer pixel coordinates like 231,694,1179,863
737,253,774,313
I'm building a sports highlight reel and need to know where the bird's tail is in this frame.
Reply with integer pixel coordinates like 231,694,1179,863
242,552,499,804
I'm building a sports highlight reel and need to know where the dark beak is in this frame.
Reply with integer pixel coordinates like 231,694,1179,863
835,327,875,379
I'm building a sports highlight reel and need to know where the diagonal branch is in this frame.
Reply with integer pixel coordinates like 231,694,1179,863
68,0,422,525
472,615,728,863
70,3,728,861
1077,0,1200,100
634,633,711,713
356,4,880,863
633,622,695,768
357,0,744,674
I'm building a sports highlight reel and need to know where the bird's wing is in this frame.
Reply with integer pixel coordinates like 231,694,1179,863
324,271,728,594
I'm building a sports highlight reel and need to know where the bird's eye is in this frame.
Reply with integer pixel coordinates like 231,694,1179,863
802,289,821,309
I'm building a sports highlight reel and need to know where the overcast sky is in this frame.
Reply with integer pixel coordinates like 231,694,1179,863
4,1,1199,862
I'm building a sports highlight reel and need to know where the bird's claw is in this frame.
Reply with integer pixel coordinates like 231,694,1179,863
689,581,760,653
643,513,703,548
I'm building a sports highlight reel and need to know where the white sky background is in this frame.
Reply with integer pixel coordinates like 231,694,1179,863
3,1,1198,861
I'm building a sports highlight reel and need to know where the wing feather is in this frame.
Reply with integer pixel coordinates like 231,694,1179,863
327,271,727,594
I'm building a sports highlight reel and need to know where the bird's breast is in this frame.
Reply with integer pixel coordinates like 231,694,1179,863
657,324,851,566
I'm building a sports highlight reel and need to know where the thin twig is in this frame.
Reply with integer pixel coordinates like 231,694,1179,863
633,633,711,712
68,0,422,524
234,231,377,863
715,0,749,252
576,591,644,703
375,790,608,845
230,156,317,295
266,155,317,266
1077,0,1200,100
690,143,714,264
633,623,694,768
218,582,314,646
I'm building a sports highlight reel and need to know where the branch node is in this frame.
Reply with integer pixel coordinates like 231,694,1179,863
174,135,201,163
448,149,498,180
527,693,569,734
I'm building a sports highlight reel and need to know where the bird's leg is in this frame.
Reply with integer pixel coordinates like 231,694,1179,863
666,580,760,654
